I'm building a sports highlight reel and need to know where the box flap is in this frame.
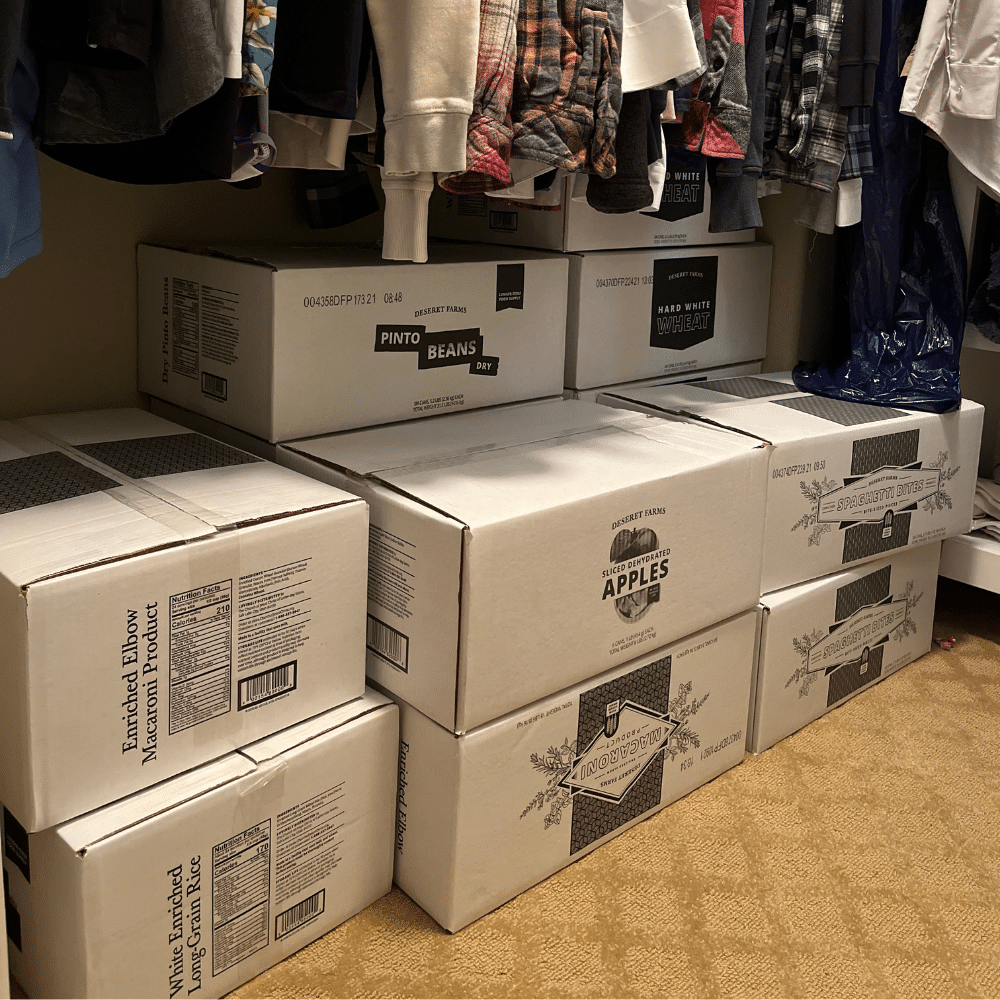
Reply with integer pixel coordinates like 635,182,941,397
55,752,254,854
240,689,393,762
602,373,987,446
286,399,764,528
0,410,360,587
156,242,564,271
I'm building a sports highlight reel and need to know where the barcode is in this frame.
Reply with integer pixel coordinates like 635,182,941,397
201,371,228,400
489,210,518,232
238,660,297,710
366,615,408,672
275,889,325,940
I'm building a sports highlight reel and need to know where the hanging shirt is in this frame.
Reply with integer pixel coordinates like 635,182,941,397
2,9,42,279
619,0,702,93
901,0,1000,202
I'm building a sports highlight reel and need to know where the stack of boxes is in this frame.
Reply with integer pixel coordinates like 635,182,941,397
2,173,985,991
596,374,984,751
0,411,398,996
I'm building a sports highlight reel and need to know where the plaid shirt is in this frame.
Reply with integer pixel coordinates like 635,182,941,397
764,0,847,190
510,0,624,178
839,106,873,179
439,0,518,194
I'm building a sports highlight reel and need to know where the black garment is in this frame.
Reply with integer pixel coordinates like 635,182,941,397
838,0,881,107
1,0,27,136
967,195,1000,345
300,163,380,229
269,0,369,119
40,79,241,183
587,90,654,213
31,0,156,69
648,88,668,163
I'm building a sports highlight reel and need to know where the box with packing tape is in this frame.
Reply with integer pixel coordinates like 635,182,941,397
564,361,763,403
0,409,368,832
3,691,397,999
598,372,983,592
428,164,756,252
138,242,568,443
565,243,772,391
750,543,940,753
277,399,768,734
388,610,756,932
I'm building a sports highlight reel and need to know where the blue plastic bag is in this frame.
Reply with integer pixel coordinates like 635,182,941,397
793,0,967,413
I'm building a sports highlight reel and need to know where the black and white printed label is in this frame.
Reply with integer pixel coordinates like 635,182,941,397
649,152,706,222
602,518,670,625
373,324,499,375
2,807,29,883
168,580,233,735
495,264,525,311
275,783,345,910
807,600,907,674
818,467,943,524
212,822,271,976
568,655,674,854
238,559,313,680
649,256,717,351
559,702,677,801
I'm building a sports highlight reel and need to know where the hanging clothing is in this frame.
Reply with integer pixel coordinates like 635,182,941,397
35,1,224,145
664,0,751,159
586,89,654,211
763,0,848,192
439,0,519,195
2,4,42,278
0,0,27,139
900,0,1000,203
510,0,625,178
838,0,881,106
710,0,769,231
619,0,702,93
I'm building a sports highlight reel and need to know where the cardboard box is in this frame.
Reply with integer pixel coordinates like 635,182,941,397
0,409,368,831
564,361,762,403
277,399,768,733
389,610,756,932
750,543,940,753
138,242,569,443
599,372,984,592
3,691,397,999
429,170,756,252
1,869,7,1000
565,243,772,389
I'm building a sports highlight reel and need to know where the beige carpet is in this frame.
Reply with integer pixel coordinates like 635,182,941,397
225,578,998,997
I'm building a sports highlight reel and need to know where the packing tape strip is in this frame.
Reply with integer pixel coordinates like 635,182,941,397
232,757,287,834
19,422,230,540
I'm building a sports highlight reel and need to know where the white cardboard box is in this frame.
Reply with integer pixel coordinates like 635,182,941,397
565,243,772,390
390,610,756,932
429,172,756,252
3,691,397,999
750,543,940,753
277,399,768,733
599,372,983,592
565,361,763,403
137,242,569,443
0,409,368,831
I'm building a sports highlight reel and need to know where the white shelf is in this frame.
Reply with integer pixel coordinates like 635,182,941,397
940,532,1000,594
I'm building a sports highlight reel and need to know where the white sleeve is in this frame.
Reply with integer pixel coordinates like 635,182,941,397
213,0,246,80
620,0,702,92
366,0,480,174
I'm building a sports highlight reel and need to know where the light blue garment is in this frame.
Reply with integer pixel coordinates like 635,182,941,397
1,17,42,279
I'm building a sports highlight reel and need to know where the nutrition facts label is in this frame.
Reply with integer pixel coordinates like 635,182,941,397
212,821,271,976
169,579,233,735
170,277,200,379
